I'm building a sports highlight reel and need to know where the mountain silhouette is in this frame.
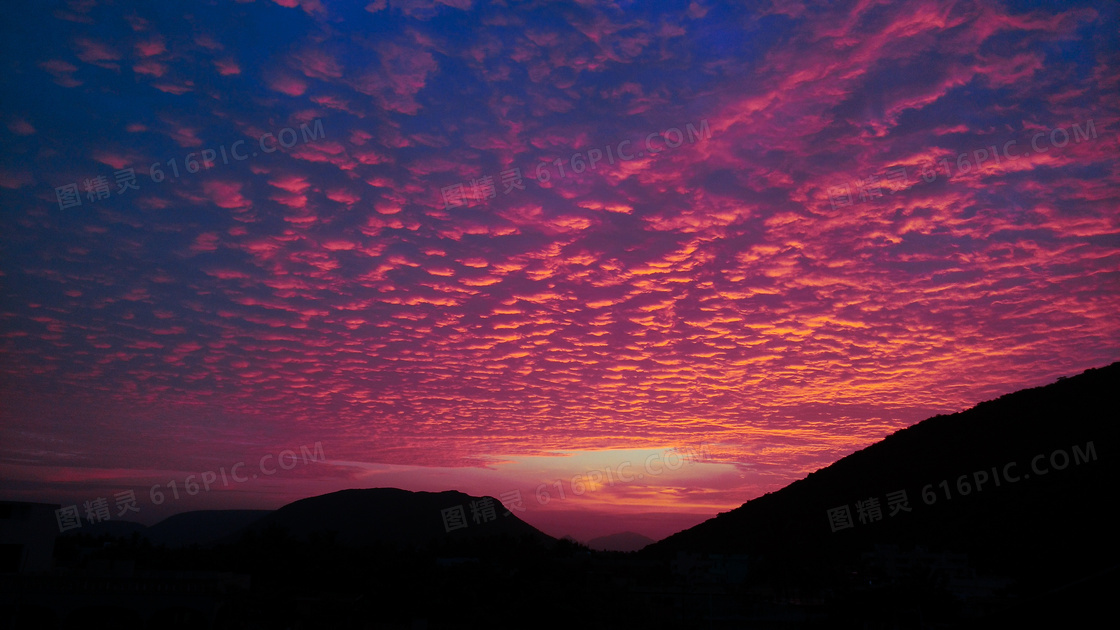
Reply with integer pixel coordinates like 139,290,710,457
61,511,271,548
232,487,554,548
587,531,654,552
646,362,1119,618
65,519,149,540
146,510,271,547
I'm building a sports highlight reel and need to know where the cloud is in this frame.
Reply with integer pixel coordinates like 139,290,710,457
1,0,1117,527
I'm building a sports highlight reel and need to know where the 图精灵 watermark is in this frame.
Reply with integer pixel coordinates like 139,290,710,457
53,118,326,211
826,118,1108,211
53,441,326,533
825,440,1098,533
440,119,712,210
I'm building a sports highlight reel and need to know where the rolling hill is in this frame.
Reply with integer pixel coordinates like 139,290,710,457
645,362,1119,612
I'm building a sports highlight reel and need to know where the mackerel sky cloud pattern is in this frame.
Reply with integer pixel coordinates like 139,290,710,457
1,0,1118,538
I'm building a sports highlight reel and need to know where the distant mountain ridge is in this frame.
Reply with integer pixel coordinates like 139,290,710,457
586,531,654,552
66,489,551,550
64,511,272,548
147,510,271,547
233,487,554,548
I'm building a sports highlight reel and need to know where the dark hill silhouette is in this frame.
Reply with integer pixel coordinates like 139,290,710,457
60,511,271,548
146,510,271,547
63,519,149,539
646,362,1119,618
587,531,654,552
232,487,554,548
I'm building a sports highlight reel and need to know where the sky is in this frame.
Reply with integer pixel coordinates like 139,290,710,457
0,0,1117,542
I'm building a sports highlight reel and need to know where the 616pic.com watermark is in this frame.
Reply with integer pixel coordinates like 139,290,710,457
53,442,326,533
825,440,1098,533
826,119,1105,211
440,119,712,210
440,444,712,533
53,118,326,211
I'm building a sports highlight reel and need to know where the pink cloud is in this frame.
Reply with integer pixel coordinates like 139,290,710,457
135,37,167,57
203,181,251,209
7,118,35,135
73,37,121,69
214,58,241,75
268,73,308,97
133,59,167,77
